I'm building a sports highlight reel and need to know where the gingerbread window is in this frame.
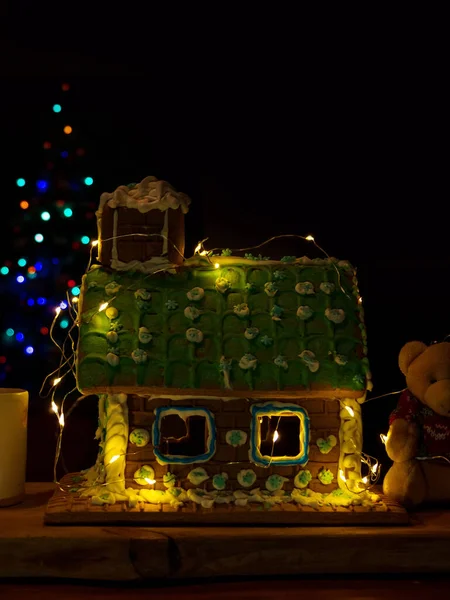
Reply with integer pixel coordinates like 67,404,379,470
152,407,216,465
249,402,310,466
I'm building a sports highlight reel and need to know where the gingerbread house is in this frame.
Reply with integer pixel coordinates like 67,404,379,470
46,177,393,525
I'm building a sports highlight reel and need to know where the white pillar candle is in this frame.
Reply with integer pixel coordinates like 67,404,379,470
0,389,28,507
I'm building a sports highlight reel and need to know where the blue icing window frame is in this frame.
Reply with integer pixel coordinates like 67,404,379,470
249,402,310,467
152,406,216,465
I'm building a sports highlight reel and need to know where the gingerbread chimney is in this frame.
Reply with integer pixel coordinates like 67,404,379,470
96,176,190,271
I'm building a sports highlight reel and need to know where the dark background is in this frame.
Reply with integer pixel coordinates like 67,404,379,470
0,14,448,482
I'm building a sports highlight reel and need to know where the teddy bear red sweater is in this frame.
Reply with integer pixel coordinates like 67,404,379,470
390,390,450,458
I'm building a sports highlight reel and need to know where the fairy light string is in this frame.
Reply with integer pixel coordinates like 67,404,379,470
42,229,397,497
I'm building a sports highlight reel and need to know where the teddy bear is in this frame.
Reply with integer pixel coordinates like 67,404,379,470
383,341,450,507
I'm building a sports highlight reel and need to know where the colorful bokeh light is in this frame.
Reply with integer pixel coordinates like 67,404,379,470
84,176,94,186
53,104,62,113
43,141,52,149
37,297,46,305
18,258,27,267
63,125,72,134
27,298,35,306
16,333,24,342
60,319,69,329
34,234,44,243
81,236,90,245
67,280,76,288
71,286,81,296
1,266,9,275
6,329,15,337
20,201,29,210
34,262,43,272
63,208,73,218
41,211,51,221
40,327,49,335
25,346,34,355
27,266,36,275
16,275,25,283
37,180,48,191
16,178,26,187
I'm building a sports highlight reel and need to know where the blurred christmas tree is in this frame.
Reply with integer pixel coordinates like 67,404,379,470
0,82,97,396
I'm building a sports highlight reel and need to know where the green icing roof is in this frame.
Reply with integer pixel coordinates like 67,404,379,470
76,257,369,396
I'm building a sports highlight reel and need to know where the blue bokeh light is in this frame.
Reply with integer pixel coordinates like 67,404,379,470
16,275,25,284
16,332,25,342
25,346,34,355
27,298,35,306
37,297,46,305
37,180,48,191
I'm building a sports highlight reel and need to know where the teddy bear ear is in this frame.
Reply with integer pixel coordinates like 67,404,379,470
398,341,428,375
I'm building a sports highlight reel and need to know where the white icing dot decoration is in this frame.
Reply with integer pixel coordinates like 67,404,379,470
265,474,289,491
187,287,204,301
320,282,335,295
244,327,259,340
105,281,121,296
184,306,200,321
129,428,150,447
134,289,151,301
225,430,247,447
295,281,315,295
296,305,314,320
187,467,209,485
237,469,257,488
299,350,320,372
138,327,153,344
106,352,119,367
134,465,155,486
106,331,118,344
186,327,203,343
239,354,258,370
132,349,148,364
325,308,346,324
212,472,228,490
105,307,118,320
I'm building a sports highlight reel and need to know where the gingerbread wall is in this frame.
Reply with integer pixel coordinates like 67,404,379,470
125,395,341,493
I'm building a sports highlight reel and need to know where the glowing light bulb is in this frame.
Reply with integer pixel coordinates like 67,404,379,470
34,233,44,243
345,406,355,417
361,476,368,484
1,266,9,275
55,307,61,316
99,302,109,312
16,275,25,283
81,236,90,245
59,413,65,427
71,286,80,296
273,430,279,442
91,240,99,247
145,478,156,485
339,469,346,482
18,258,27,267
72,297,79,304
371,463,379,475
53,377,62,386
63,125,72,135
306,234,315,242
109,455,120,464
63,208,73,218
25,346,34,355
53,104,62,113
358,296,363,304
380,433,388,445
60,319,69,329
194,242,202,254
16,178,26,187
20,201,29,210
51,401,58,415
84,176,94,186
41,211,51,221
214,263,220,269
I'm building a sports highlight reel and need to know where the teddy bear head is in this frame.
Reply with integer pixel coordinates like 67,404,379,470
399,341,450,416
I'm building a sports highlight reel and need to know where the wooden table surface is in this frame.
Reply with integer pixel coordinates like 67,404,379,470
1,482,450,585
